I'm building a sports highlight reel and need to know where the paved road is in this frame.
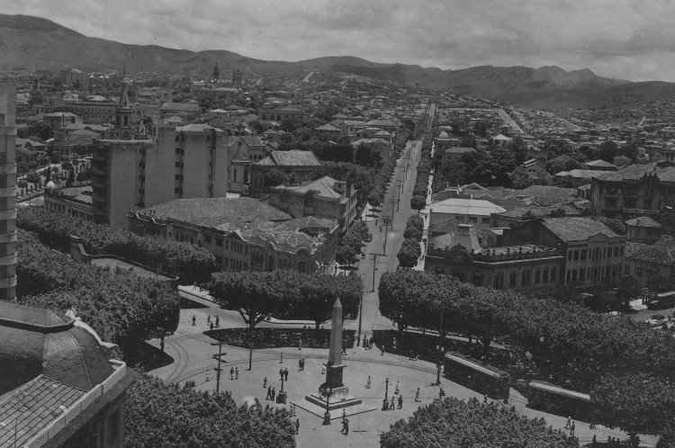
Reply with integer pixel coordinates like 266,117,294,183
350,138,423,340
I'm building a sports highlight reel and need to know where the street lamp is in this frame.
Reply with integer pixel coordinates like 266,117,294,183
382,377,390,411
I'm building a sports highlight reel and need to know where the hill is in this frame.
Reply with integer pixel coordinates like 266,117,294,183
0,14,670,110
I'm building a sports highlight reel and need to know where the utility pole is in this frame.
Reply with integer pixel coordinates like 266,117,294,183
381,217,391,254
211,341,226,394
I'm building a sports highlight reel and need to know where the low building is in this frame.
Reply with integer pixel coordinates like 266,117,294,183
128,197,338,273
0,301,132,448
430,197,506,228
44,185,96,221
504,217,625,288
228,136,271,195
425,224,564,291
584,159,617,171
269,176,358,231
250,150,323,195
625,216,663,244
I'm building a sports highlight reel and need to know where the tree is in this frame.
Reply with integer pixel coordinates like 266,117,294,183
212,63,220,81
397,238,421,268
410,195,426,211
381,397,578,448
263,169,287,188
592,374,675,437
125,375,295,448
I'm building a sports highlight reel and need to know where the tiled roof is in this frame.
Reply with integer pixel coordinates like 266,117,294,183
541,217,620,242
176,123,221,133
0,375,84,448
161,102,200,112
258,150,321,167
625,216,662,228
585,159,617,169
139,197,291,228
431,198,506,217
445,146,476,155
273,176,345,200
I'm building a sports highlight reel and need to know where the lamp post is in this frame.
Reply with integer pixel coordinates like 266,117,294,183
382,377,390,410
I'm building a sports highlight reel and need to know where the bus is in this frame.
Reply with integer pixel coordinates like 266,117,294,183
527,380,595,421
444,352,510,400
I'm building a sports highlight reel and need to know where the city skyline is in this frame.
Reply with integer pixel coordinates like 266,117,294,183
5,0,675,82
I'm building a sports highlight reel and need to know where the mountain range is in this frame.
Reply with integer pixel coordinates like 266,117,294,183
1,13,672,110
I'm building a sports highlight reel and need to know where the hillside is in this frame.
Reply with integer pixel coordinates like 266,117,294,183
0,13,670,110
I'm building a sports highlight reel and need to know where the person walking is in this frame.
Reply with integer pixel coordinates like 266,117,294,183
271,387,276,401
398,394,403,409
570,421,575,437
390,395,395,410
295,418,300,435
266,386,271,400
230,366,235,380
565,416,571,429
279,368,284,381
365,375,371,389
439,387,446,398
263,377,268,389
215,315,220,327
341,418,349,435
191,315,196,326
235,366,239,380
414,387,421,402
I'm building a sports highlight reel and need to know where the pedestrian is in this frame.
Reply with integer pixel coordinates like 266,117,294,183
380,346,385,356
570,421,575,437
215,315,219,327
295,418,300,434
207,315,211,325
592,435,597,447
341,418,349,435
279,368,284,381
298,358,303,371
390,395,395,410
230,366,235,380
439,387,446,398
263,377,268,389
266,386,271,400
191,314,196,326
365,375,371,389
483,394,488,404
565,416,571,429
394,380,400,395
235,366,239,380
398,394,403,409
321,365,326,375
209,322,214,330
271,387,276,401
414,387,421,402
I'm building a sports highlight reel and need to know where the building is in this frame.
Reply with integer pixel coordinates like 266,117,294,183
57,100,118,124
425,224,564,291
503,217,625,288
0,83,17,301
625,216,663,244
43,112,82,130
269,176,358,231
624,236,675,288
251,150,323,195
258,105,304,122
228,136,271,194
128,197,338,273
45,185,96,222
584,159,617,171
159,102,201,121
590,162,675,218
0,301,132,448
430,197,506,228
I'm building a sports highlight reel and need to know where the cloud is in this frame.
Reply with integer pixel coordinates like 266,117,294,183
4,0,675,81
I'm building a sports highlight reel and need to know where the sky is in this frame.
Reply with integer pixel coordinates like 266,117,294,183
5,0,675,81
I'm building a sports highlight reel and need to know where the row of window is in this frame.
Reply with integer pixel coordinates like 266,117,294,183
567,245,623,262
491,266,558,289
565,264,621,283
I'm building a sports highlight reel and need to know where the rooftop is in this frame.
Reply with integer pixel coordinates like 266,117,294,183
541,217,620,242
272,176,348,201
625,216,662,228
258,150,321,167
431,198,506,217
160,102,200,112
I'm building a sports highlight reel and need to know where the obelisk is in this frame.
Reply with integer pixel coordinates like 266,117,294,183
322,297,345,393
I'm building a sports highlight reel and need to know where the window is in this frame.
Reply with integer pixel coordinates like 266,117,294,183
573,250,579,261
572,269,577,281
580,269,586,281
550,268,556,282
534,269,541,284
542,269,549,283
521,270,531,286
567,251,573,261
581,249,587,260
509,272,517,288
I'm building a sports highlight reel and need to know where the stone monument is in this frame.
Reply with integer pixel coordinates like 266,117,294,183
303,298,364,418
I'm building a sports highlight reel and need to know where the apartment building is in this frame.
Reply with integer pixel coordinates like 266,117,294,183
0,83,17,301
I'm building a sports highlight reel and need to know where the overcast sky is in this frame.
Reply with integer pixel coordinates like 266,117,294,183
5,0,675,81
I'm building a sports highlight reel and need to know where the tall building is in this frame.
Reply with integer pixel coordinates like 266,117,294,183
92,122,231,227
0,82,17,301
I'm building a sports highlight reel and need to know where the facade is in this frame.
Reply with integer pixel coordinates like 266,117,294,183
57,100,118,124
251,150,323,195
0,83,17,301
0,301,132,448
590,162,675,218
425,224,563,291
45,185,96,222
269,176,358,231
128,197,338,273
503,217,625,288
625,216,663,244
430,197,506,228
258,106,304,122
228,136,270,194
92,123,231,227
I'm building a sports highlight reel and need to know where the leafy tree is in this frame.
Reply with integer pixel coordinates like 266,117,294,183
397,238,421,268
263,169,288,188
125,375,295,448
410,195,426,211
381,397,578,448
